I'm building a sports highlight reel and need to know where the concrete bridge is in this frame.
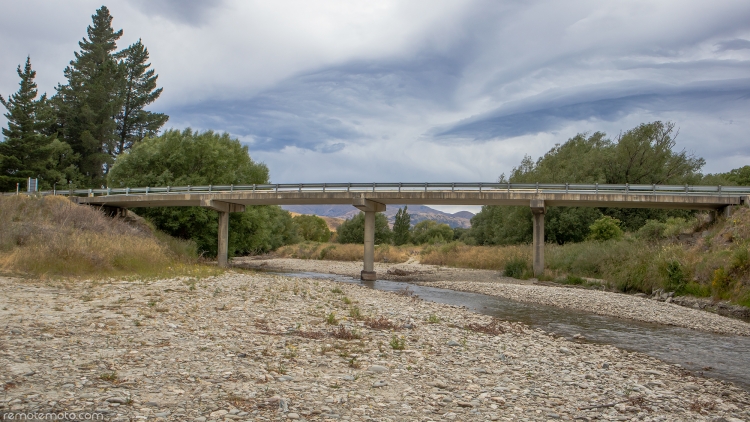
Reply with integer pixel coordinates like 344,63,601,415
59,182,750,279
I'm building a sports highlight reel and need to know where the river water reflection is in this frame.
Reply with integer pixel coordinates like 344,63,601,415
275,271,750,391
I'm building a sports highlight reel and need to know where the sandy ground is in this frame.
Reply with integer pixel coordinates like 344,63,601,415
2,272,749,422
233,257,750,336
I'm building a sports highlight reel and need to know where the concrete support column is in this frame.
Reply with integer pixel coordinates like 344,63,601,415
722,205,734,219
363,211,375,279
201,199,245,268
353,196,385,281
530,199,546,277
217,211,229,267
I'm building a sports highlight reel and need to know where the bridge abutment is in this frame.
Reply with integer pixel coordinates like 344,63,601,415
531,199,546,277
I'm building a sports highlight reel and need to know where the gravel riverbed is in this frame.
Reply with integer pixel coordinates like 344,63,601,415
1,272,749,422
234,258,750,336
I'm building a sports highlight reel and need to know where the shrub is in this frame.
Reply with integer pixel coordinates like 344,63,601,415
588,216,624,241
664,260,687,293
411,220,454,245
336,212,392,244
294,214,331,242
504,257,528,279
637,220,666,241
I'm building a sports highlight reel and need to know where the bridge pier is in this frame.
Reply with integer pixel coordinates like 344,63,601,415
353,197,386,281
201,199,245,267
531,199,545,277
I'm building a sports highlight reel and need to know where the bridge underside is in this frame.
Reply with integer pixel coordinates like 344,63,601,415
75,191,748,278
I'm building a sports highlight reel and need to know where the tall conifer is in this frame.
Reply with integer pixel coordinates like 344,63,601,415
55,6,124,185
0,57,73,191
115,39,168,156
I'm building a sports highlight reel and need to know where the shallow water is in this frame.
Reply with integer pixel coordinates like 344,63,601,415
275,271,750,391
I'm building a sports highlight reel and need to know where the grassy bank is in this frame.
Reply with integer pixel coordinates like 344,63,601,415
272,208,750,307
0,195,222,279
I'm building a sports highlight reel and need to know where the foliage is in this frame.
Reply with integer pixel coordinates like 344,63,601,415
52,6,166,187
294,214,331,242
107,129,298,256
588,216,624,241
115,39,168,156
0,58,79,191
470,121,706,245
393,206,411,245
702,165,750,186
504,257,529,279
336,212,392,244
411,220,454,244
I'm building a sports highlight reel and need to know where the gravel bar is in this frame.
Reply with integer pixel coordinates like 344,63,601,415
1,272,749,421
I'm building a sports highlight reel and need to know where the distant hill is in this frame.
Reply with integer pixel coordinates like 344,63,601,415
282,204,474,229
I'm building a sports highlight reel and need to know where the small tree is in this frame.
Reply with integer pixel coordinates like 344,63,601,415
393,206,411,245
336,212,392,244
588,216,624,241
411,220,454,244
294,214,331,242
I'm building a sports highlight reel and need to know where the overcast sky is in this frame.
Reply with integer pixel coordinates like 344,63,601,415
1,0,749,212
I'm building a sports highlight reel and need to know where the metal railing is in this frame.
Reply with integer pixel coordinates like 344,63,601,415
4,182,750,198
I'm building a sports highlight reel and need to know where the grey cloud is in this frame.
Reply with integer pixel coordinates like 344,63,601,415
130,0,225,26
433,79,750,141
715,39,750,51
167,52,466,151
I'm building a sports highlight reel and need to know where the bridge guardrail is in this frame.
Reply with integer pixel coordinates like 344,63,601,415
3,182,750,198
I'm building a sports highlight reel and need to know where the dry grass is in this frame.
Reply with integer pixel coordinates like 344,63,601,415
419,242,531,270
0,195,219,279
275,241,412,263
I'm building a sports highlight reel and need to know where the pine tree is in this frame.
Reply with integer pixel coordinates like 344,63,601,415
0,57,73,191
393,206,411,246
115,39,168,156
54,6,124,186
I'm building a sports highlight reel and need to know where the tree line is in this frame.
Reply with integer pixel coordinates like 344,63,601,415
468,121,750,246
0,6,166,191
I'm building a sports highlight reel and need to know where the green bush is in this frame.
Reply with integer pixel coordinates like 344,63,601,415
336,212,392,244
664,260,687,293
588,216,624,241
637,219,667,241
504,257,528,279
411,220,454,245
294,214,331,242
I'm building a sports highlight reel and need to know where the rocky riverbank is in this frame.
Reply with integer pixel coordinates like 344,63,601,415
2,272,749,422
233,257,750,336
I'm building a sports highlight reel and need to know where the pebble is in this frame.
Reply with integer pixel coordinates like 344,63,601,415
0,271,748,422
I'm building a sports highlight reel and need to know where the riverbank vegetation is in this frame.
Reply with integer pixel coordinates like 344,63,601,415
273,207,750,307
0,194,220,279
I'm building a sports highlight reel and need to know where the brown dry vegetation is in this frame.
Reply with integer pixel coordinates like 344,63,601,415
275,241,413,263
0,195,219,278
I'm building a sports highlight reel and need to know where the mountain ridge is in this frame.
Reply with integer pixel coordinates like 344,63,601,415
281,204,474,229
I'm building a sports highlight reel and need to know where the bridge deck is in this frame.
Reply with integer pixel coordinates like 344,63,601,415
74,190,744,210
